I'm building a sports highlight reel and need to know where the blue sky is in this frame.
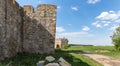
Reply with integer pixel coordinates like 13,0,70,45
16,0,120,45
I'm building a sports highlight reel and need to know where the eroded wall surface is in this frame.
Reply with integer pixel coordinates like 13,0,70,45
0,0,56,61
23,4,56,54
0,0,23,60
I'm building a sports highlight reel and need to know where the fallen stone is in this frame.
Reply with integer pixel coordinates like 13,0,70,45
37,60,45,66
58,57,71,66
45,56,55,62
45,63,60,66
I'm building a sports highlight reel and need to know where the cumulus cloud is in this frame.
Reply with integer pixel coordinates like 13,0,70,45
87,0,100,4
92,10,120,29
96,11,119,21
92,21,111,28
71,6,79,11
82,26,90,31
56,27,65,33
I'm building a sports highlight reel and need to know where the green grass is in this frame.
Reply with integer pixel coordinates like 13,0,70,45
70,53,102,66
98,51,120,58
62,45,120,58
0,53,47,66
1,45,118,66
62,46,114,52
0,49,102,66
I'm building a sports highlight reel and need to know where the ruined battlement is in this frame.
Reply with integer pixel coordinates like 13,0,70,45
23,4,57,15
37,4,57,11
23,5,34,14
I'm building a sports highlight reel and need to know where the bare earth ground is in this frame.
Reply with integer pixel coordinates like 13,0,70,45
81,53,120,66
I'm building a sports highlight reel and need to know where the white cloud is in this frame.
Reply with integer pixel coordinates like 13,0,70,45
96,24,102,28
109,10,115,13
92,21,99,25
92,10,120,29
92,21,102,28
96,11,119,21
103,23,109,26
92,21,111,28
57,6,61,9
71,6,79,11
82,26,90,31
103,21,111,27
56,27,65,33
87,0,100,4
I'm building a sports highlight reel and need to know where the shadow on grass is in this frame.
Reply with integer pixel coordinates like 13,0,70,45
60,49,93,54
0,50,90,66
0,53,48,66
55,49,90,66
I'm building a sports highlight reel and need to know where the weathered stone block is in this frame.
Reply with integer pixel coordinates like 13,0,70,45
45,56,55,62
58,57,71,66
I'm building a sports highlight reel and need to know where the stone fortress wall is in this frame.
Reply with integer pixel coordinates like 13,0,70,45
0,0,57,61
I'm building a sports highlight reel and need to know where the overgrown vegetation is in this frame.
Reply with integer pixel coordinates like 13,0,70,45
111,26,120,51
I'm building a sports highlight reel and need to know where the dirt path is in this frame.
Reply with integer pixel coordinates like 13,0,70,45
81,53,120,66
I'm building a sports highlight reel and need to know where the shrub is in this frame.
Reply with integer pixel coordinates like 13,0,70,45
111,26,120,51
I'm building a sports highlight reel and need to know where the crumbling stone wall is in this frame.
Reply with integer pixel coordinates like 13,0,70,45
0,0,23,60
0,0,57,61
0,0,6,60
23,4,56,54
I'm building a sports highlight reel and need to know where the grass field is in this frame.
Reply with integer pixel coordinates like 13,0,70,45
1,45,119,66
62,45,120,58
0,49,102,66
62,45,114,52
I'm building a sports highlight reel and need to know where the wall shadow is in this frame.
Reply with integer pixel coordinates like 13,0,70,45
22,14,55,54
0,50,90,66
55,49,91,66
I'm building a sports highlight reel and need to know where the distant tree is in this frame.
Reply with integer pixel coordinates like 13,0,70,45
111,26,120,51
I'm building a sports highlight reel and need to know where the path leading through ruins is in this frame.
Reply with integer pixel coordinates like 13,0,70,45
80,53,120,66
